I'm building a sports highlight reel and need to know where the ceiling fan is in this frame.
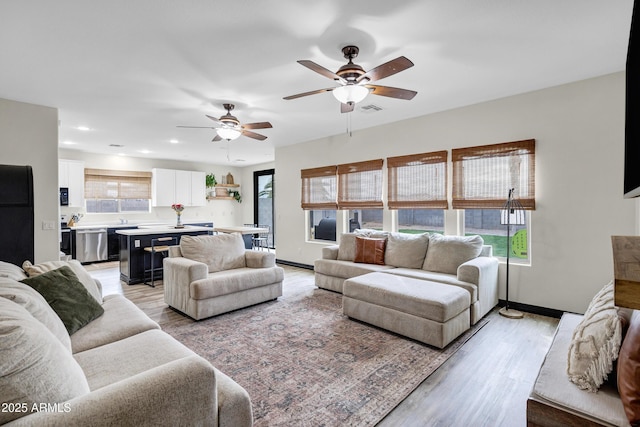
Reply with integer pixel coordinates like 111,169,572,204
283,45,418,113
177,104,272,141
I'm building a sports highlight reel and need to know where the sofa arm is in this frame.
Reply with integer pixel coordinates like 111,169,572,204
458,256,499,308
245,250,276,268
9,356,219,427
163,257,208,284
322,245,339,260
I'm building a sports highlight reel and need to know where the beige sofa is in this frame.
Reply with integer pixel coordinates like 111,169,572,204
0,260,252,427
314,231,499,326
163,233,284,320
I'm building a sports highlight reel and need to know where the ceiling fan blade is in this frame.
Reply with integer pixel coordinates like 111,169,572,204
357,56,414,83
212,134,222,142
298,60,346,83
341,102,355,114
242,121,272,130
177,125,217,129
205,114,223,125
283,87,335,100
365,84,417,100
241,129,267,141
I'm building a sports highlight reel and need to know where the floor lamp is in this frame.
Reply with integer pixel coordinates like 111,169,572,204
499,188,525,319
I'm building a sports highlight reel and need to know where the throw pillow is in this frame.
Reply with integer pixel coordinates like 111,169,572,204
22,259,102,304
618,311,640,424
353,236,387,265
0,278,71,352
21,266,105,335
180,233,246,273
384,232,430,269
0,260,28,281
422,234,484,275
0,297,90,424
567,281,622,392
337,233,357,261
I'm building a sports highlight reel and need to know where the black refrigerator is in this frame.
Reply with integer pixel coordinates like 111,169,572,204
0,164,34,265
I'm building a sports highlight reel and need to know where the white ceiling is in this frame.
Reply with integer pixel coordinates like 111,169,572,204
0,1,634,166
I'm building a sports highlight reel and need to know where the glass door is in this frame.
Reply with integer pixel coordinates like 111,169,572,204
254,169,275,249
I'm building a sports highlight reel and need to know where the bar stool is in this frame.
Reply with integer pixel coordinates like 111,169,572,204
143,236,177,287
253,225,270,251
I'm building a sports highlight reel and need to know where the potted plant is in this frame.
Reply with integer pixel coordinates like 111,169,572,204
229,190,242,203
206,173,217,197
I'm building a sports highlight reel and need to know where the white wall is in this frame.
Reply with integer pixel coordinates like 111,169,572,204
274,72,637,314
0,97,60,263
58,149,247,227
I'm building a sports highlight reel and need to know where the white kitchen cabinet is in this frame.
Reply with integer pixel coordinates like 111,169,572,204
152,168,206,207
59,159,85,207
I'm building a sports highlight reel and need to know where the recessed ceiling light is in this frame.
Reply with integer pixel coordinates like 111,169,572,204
61,141,77,145
76,126,91,131
138,149,151,154
170,139,179,144
117,153,126,156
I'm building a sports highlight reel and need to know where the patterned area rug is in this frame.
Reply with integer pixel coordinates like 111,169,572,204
163,287,488,427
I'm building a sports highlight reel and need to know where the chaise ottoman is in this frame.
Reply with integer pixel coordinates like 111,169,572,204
342,272,471,348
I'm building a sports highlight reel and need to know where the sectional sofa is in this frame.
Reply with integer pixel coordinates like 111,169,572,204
0,260,252,427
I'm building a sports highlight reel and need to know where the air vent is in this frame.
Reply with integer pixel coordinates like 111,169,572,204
359,104,383,113
109,144,124,147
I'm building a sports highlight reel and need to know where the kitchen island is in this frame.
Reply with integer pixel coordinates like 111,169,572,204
117,225,212,285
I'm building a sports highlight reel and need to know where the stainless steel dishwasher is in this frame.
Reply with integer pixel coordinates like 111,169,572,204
75,228,108,263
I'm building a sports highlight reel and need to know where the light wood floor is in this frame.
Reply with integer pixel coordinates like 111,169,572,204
85,261,559,427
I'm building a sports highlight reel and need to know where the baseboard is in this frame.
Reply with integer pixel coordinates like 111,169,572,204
499,299,564,319
275,259,314,270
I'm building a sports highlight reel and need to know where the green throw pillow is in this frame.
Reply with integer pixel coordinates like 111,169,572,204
21,266,104,335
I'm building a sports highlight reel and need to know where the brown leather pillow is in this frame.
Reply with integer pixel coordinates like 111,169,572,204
353,236,386,265
618,310,640,424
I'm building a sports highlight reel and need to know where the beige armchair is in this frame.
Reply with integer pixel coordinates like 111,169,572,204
163,233,284,320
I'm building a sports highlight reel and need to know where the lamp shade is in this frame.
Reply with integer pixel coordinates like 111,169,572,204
332,85,370,104
216,127,241,141
500,208,526,225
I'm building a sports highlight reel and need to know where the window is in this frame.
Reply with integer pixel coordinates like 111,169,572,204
309,210,336,241
85,169,152,213
301,166,337,241
398,209,444,234
465,209,528,260
350,209,383,231
453,140,535,260
452,139,535,209
337,159,383,209
387,151,448,235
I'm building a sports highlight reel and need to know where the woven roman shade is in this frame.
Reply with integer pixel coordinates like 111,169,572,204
452,139,535,209
337,159,384,209
300,166,338,209
387,150,448,209
84,169,152,200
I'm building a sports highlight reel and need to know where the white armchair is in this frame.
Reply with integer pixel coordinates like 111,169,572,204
163,233,284,320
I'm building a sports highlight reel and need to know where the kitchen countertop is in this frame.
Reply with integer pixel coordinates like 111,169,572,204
68,220,212,230
115,225,213,236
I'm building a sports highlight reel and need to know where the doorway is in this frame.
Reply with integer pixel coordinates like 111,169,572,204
253,169,275,249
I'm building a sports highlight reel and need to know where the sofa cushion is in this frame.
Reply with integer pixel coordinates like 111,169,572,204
190,267,284,300
618,311,640,424
314,259,396,280
567,281,622,392
0,260,28,281
22,259,102,304
531,313,628,426
0,278,71,352
354,236,386,265
385,268,478,303
422,234,484,275
0,297,90,424
70,294,161,354
385,232,429,269
337,233,357,261
21,266,105,335
180,233,246,273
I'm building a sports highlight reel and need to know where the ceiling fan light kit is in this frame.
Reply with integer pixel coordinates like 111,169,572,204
178,103,272,142
284,45,418,113
216,127,241,141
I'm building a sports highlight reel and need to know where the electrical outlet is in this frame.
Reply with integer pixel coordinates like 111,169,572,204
135,240,140,248
42,220,56,230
